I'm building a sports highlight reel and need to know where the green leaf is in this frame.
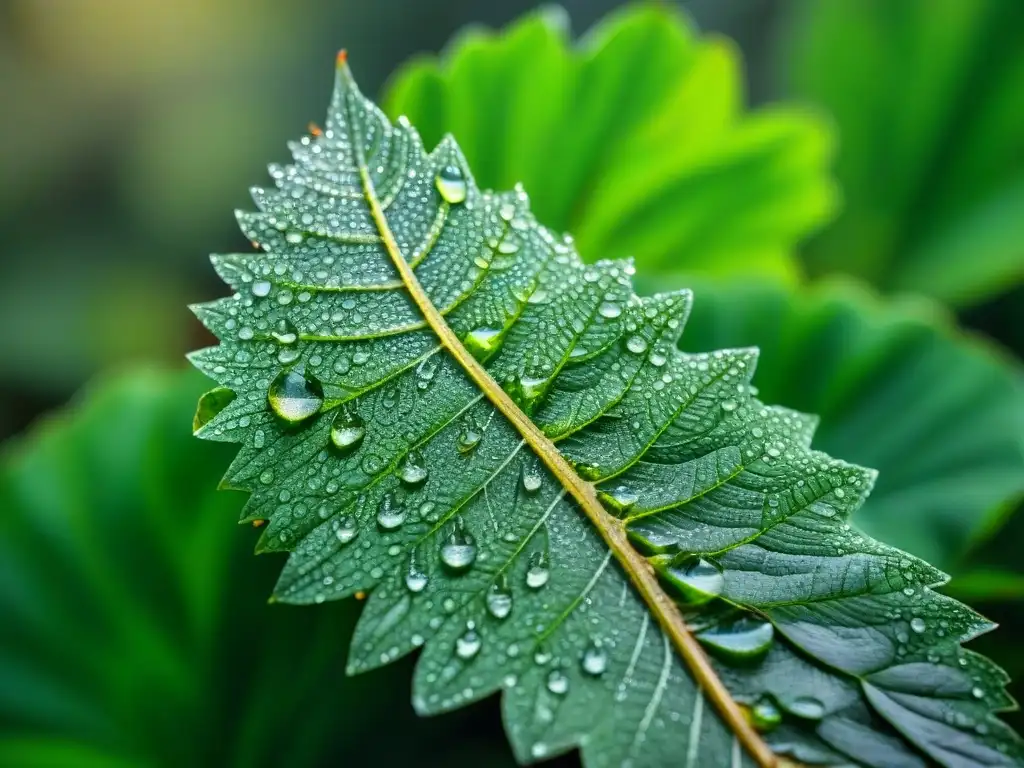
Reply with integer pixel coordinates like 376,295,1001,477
190,54,1023,767
786,0,1024,306
668,277,1024,573
384,4,838,285
0,368,518,767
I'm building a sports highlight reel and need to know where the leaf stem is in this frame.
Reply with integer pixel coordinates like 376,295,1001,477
347,59,776,768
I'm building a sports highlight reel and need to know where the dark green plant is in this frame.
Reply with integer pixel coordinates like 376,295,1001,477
187,51,1022,767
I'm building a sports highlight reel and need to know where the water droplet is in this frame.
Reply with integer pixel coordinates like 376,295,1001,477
457,424,482,454
464,327,501,359
581,643,607,676
440,519,477,573
335,516,358,544
486,575,513,619
721,400,738,413
910,617,927,634
519,375,547,405
526,551,550,589
972,687,985,699
252,280,272,297
786,696,825,720
546,669,569,695
399,450,428,486
435,165,467,204
697,617,774,661
376,493,405,530
598,302,622,319
626,336,647,355
750,697,782,732
268,369,324,423
271,318,299,345
330,406,365,454
455,625,481,659
660,557,724,605
599,485,638,514
405,553,429,593
521,463,543,494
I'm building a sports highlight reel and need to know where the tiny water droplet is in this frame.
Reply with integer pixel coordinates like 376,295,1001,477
598,302,622,319
750,697,782,732
721,399,738,413
399,450,428,486
486,575,513,619
252,280,272,297
435,165,467,204
335,516,358,544
910,617,927,634
455,626,481,659
376,493,406,530
697,617,774,661
330,406,365,454
268,369,324,423
526,551,550,589
546,669,569,695
271,318,299,345
440,519,477,573
581,643,607,676
660,557,724,604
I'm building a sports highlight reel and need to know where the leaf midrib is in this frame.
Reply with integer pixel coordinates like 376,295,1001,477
340,58,777,768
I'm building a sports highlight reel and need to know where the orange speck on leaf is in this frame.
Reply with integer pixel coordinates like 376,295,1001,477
252,519,266,528
336,49,348,66
308,122,323,137
355,591,366,601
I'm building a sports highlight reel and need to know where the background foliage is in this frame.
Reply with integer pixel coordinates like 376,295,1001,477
1,1,1022,765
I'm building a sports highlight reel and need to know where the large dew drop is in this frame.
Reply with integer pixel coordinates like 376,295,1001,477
660,556,724,605
405,554,429,593
750,697,782,732
376,493,406,531
455,625,481,660
696,616,774,661
526,551,550,589
271,318,299,345
546,669,569,696
399,450,428,486
268,369,324,423
435,165,467,204
521,463,543,494
486,575,513,620
580,642,607,676
440,519,477,573
785,696,826,721
330,406,366,454
598,485,639,514
464,327,501,359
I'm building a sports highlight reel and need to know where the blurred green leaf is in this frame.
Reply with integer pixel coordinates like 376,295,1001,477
384,4,837,284
785,0,1024,306
0,368,515,767
669,277,1024,572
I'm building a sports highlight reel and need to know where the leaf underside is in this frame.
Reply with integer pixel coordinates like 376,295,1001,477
189,56,1023,768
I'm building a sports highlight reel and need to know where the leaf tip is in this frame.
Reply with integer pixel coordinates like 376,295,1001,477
336,48,348,67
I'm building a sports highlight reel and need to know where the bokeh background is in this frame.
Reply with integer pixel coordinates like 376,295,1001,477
2,1,1023,766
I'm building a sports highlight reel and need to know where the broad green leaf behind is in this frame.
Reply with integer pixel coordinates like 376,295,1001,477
385,5,837,284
